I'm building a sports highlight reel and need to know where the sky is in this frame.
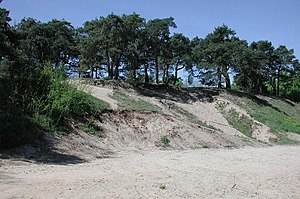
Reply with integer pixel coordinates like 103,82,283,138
1,0,300,58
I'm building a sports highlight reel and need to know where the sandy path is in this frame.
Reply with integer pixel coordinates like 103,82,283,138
1,146,300,199
83,85,118,110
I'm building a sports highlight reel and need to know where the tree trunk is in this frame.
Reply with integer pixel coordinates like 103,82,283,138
144,63,149,83
91,67,94,79
107,64,113,80
95,67,98,79
162,66,166,83
115,63,119,80
277,69,280,96
173,65,178,85
106,51,113,80
272,76,276,96
166,65,169,84
131,67,137,82
155,56,159,84
217,67,222,89
223,72,231,89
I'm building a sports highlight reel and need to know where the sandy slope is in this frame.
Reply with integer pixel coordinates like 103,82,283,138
1,146,300,199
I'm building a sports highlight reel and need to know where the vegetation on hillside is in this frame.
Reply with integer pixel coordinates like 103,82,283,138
222,90,300,144
0,7,299,148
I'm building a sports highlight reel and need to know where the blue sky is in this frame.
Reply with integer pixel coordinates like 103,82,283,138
1,0,300,58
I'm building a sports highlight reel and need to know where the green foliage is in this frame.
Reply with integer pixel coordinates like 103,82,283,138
0,65,109,148
225,91,300,135
1,7,300,149
252,110,300,134
220,108,253,137
111,91,160,112
161,135,170,145
81,122,102,137
192,25,240,89
47,81,107,119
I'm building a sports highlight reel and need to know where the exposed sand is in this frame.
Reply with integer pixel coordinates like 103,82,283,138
1,146,300,199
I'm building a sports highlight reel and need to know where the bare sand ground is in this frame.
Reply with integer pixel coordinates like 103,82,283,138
1,146,300,199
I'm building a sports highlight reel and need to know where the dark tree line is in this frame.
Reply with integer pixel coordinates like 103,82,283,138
1,8,299,98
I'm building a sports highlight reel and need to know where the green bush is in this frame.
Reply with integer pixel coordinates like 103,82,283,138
0,66,109,149
161,135,170,145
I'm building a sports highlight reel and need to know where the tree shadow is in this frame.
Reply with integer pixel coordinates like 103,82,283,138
0,147,85,165
0,135,114,165
134,83,220,104
226,90,287,115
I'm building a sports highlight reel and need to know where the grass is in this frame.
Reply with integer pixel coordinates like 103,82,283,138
252,110,300,134
223,90,300,144
111,91,160,112
89,95,110,114
241,136,251,142
82,122,102,138
225,91,300,135
220,108,254,138
269,131,299,145
275,139,299,145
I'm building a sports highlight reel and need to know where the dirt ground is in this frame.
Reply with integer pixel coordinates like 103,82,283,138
1,146,300,199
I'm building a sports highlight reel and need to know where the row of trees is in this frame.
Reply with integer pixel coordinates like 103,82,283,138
1,8,299,98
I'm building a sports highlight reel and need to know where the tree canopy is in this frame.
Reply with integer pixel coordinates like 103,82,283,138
0,8,299,97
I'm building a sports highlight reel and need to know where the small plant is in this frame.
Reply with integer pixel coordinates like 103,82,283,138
202,144,210,148
161,135,170,145
160,184,166,190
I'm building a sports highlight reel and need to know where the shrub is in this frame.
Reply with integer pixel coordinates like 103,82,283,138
46,69,109,126
161,135,170,145
0,66,109,149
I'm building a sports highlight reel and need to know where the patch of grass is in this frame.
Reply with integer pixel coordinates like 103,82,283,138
269,132,299,145
89,95,110,114
202,144,210,148
111,91,160,112
252,110,300,134
82,122,102,138
275,139,299,145
241,136,251,142
161,135,170,145
224,92,300,135
216,102,253,137
227,109,253,137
